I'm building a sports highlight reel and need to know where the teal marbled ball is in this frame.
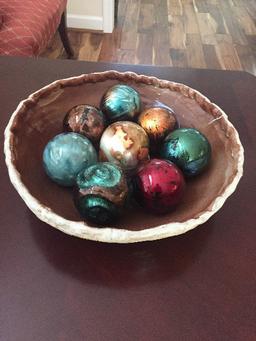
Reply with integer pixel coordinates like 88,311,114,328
43,132,97,186
160,128,211,177
100,84,141,122
74,162,128,224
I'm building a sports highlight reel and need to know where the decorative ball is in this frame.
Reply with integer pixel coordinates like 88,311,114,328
100,84,141,122
63,104,106,143
160,128,211,177
99,121,149,172
43,132,97,186
74,162,128,224
138,106,177,142
133,159,185,214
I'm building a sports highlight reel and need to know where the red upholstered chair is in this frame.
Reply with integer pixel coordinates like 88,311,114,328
0,0,73,57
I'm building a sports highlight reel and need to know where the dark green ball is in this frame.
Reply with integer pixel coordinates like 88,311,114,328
100,84,141,122
160,128,211,177
75,195,118,225
74,162,128,225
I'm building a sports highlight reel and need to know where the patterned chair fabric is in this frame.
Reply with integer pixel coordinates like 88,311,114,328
0,0,67,56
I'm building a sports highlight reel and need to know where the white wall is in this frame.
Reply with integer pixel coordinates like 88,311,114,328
67,0,114,33
67,0,103,17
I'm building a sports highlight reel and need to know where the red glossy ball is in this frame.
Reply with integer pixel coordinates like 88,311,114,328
133,159,185,214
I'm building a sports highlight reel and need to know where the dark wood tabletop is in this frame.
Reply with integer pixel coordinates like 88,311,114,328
0,56,255,341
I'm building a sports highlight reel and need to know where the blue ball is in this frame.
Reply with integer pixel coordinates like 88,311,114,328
100,84,141,122
43,133,97,186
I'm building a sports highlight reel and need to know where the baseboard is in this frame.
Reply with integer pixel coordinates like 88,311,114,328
67,14,103,31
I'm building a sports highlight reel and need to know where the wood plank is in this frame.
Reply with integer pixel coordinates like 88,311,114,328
207,0,218,5
193,0,209,13
206,4,227,34
169,16,186,49
186,33,206,68
233,0,256,18
203,44,222,69
138,3,155,33
236,44,256,75
169,48,188,67
78,33,103,61
215,34,243,70
68,30,82,47
153,0,171,65
116,49,136,64
219,1,248,45
135,33,153,64
154,0,169,21
183,3,200,34
121,1,141,50
246,35,256,56
41,33,64,59
153,30,172,65
197,12,217,44
233,6,256,35
98,32,119,62
182,0,195,4
168,0,183,16
117,0,128,25
245,0,256,18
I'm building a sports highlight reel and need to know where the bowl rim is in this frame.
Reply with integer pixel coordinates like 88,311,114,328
4,70,244,243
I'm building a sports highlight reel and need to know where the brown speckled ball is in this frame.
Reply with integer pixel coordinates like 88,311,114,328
63,104,106,144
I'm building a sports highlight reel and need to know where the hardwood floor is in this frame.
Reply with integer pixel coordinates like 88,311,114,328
41,0,256,75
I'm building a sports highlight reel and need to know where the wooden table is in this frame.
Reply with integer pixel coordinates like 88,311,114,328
0,56,255,341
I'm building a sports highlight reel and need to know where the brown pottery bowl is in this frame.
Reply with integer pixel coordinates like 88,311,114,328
4,71,244,243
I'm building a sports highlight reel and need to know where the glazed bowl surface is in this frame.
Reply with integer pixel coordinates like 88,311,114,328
4,71,244,243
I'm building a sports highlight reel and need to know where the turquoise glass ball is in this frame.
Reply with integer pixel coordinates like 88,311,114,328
74,162,128,224
43,132,97,186
100,84,141,122
160,128,211,177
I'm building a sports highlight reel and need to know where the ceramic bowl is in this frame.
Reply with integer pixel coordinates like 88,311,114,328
4,71,244,243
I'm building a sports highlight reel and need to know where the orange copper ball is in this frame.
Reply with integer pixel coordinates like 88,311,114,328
138,107,177,142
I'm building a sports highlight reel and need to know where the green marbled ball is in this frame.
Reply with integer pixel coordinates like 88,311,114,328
100,84,141,122
160,128,211,177
74,162,128,225
75,195,118,225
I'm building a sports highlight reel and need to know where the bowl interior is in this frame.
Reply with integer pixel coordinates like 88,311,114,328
10,76,241,231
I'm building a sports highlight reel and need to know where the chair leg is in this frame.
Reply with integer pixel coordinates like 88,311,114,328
58,11,74,59
114,0,119,23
